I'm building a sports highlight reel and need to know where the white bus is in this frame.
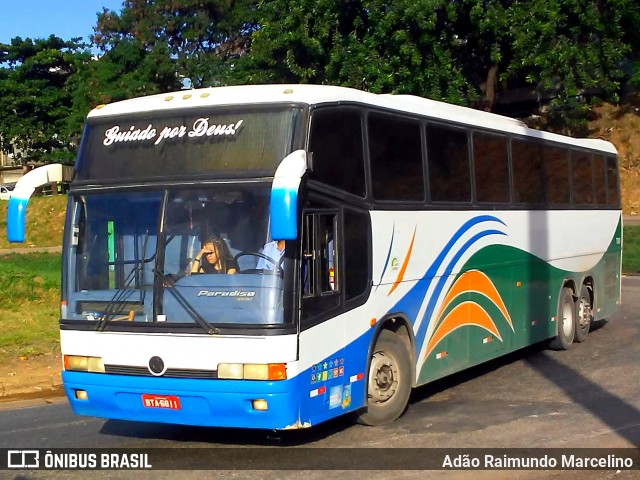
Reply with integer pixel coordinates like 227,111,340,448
7,84,622,429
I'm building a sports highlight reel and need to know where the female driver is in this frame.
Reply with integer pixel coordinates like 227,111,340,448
190,236,238,274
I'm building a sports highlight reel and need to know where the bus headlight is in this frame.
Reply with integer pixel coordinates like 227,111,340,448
63,355,105,373
243,364,268,380
217,363,287,380
217,363,243,379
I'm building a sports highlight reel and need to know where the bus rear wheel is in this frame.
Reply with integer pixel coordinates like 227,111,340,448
357,330,412,426
575,284,592,343
549,287,576,350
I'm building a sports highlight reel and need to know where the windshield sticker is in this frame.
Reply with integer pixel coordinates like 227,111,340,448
197,290,256,298
102,118,244,147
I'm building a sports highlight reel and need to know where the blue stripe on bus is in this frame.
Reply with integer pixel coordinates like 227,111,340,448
378,223,395,286
63,329,375,429
413,228,507,349
389,215,507,350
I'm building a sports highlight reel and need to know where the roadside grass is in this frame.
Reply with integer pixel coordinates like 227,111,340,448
623,226,640,275
0,253,61,362
0,195,67,249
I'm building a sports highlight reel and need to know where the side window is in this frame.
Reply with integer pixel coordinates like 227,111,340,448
301,209,340,321
606,157,621,207
343,208,370,301
512,139,543,205
593,154,607,205
544,145,570,205
473,132,509,203
309,108,366,197
571,151,594,205
368,112,424,201
426,124,471,202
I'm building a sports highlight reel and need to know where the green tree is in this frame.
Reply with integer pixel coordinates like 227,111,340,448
93,0,258,88
0,36,90,163
499,0,637,133
244,0,476,104
244,0,639,131
70,39,180,119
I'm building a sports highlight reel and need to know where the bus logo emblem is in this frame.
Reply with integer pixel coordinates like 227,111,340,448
148,356,166,376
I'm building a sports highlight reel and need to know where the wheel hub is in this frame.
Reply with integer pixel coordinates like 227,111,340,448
578,298,592,328
561,297,574,337
369,352,399,402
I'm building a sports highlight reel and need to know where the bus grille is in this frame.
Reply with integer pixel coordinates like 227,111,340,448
104,364,218,379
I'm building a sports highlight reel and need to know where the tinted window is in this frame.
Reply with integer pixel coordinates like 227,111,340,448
606,157,620,207
512,139,543,204
593,155,607,205
473,132,509,203
343,208,370,301
571,151,594,205
368,113,424,201
544,145,570,205
426,124,470,202
309,108,366,197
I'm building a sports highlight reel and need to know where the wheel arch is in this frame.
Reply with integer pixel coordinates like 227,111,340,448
561,278,578,298
366,313,417,389
356,313,416,425
559,275,595,308
581,275,595,312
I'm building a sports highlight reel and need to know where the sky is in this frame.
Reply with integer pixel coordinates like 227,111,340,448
0,0,124,46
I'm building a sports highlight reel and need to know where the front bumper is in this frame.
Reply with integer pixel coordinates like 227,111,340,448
62,371,301,430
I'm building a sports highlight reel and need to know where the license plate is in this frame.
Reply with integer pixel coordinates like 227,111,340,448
141,394,181,410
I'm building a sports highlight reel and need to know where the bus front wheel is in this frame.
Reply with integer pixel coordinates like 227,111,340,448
549,287,576,350
357,329,412,426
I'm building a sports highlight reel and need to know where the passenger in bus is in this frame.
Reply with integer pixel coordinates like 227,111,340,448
190,236,238,274
257,239,285,270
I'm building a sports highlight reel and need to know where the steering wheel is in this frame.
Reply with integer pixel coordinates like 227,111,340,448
234,251,284,275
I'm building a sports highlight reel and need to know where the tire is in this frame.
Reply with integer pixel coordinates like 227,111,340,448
549,287,576,351
574,284,592,343
357,330,412,426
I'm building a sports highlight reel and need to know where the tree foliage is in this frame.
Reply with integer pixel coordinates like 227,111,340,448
0,36,89,163
245,0,640,129
1,0,640,164
71,39,180,118
243,0,477,104
93,0,258,87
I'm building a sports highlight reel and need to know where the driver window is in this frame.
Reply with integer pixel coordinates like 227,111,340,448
301,209,340,322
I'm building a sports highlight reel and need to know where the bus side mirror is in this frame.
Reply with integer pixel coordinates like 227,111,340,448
270,150,307,240
7,164,63,242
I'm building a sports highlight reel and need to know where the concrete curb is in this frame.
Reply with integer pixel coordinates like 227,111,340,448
0,246,62,256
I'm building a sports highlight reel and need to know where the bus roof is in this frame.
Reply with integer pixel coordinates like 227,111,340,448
88,84,617,155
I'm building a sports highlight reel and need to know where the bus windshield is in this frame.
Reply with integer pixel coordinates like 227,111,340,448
65,186,288,329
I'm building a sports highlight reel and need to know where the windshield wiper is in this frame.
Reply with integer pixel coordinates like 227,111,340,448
96,266,140,332
96,236,154,332
153,268,219,335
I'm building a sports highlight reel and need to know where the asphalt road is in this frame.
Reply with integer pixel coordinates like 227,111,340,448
2,277,640,480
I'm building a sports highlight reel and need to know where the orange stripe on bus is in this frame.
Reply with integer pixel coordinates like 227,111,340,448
425,301,502,359
435,270,513,331
388,228,417,296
